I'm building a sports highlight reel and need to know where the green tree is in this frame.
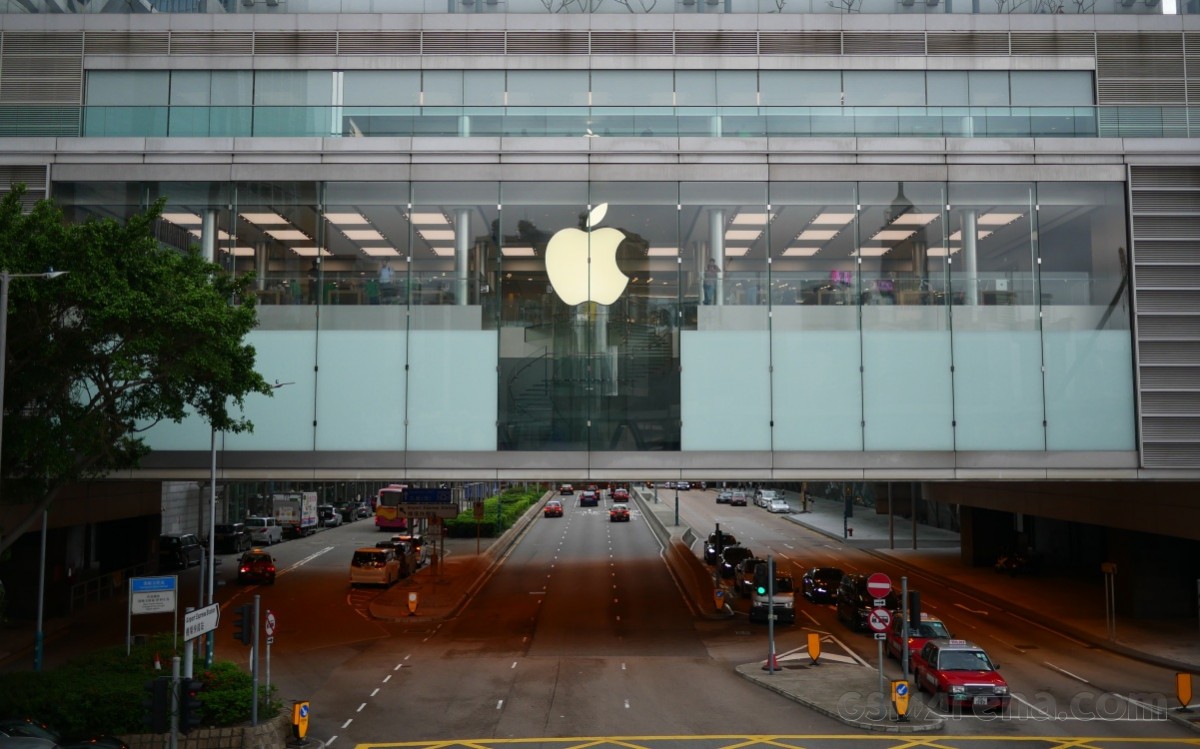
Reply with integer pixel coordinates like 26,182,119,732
0,185,271,555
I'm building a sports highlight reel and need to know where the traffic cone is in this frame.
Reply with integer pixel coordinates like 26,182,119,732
762,651,780,672
154,652,162,670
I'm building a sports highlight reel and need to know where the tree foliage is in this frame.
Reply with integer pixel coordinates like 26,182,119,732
0,185,271,554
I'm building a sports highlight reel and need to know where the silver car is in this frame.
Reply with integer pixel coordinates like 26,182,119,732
768,498,791,513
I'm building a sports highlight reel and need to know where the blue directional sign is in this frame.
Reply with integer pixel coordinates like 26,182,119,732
405,488,452,504
896,683,908,696
131,576,177,593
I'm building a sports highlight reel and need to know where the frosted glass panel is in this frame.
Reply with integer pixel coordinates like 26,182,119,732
762,71,839,106
315,331,407,451
344,71,420,106
1043,327,1135,450
592,71,672,105
224,331,318,451
951,329,1045,451
772,332,863,451
1011,72,1093,106
507,71,588,106
254,72,333,106
407,331,498,451
844,71,925,106
862,327,954,451
681,331,770,451
88,71,168,105
140,404,212,451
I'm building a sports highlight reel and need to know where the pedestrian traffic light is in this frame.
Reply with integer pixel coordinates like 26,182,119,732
233,603,253,646
178,679,204,734
142,677,170,733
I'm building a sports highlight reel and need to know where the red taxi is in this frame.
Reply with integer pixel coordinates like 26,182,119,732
237,549,277,585
544,499,564,518
912,639,1009,712
609,503,630,522
887,613,952,660
611,487,630,501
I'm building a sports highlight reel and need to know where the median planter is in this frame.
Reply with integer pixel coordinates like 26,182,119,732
122,709,291,749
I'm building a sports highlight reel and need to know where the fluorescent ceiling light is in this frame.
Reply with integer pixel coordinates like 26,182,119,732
430,247,456,257
647,247,678,257
324,212,369,225
731,212,772,225
343,229,386,241
189,229,233,241
725,230,762,241
978,213,1024,226
266,229,310,241
782,246,822,257
796,229,838,241
291,247,332,257
360,246,401,257
871,229,917,241
948,230,993,241
855,246,892,257
410,212,450,225
162,212,202,225
221,246,256,257
927,246,961,257
501,246,537,257
889,213,940,226
240,212,290,225
811,213,855,226
724,247,750,256
420,230,456,241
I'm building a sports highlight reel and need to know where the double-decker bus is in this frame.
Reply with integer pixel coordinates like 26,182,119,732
374,484,409,531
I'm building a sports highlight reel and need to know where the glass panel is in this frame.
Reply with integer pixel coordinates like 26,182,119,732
844,71,926,106
464,71,506,106
1011,72,1094,106
768,181,863,450
763,71,840,105
506,71,589,106
715,71,758,106
947,183,1045,451
968,71,1011,106
592,71,673,105
321,181,411,314
409,182,499,324
859,181,954,451
344,71,421,106
87,71,169,105
314,331,407,450
422,71,464,106
254,71,334,105
230,181,322,311
223,330,318,451
927,72,968,106
407,331,498,450
676,71,717,106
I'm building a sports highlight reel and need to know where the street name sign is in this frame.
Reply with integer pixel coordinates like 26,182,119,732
184,603,220,640
130,575,177,615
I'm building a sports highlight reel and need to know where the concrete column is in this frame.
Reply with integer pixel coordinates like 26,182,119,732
455,208,470,305
709,208,726,306
961,209,979,305
254,241,268,291
200,209,218,264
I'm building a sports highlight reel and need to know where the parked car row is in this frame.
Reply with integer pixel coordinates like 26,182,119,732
715,487,791,513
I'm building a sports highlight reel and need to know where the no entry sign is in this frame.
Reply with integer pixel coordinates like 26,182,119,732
866,572,892,599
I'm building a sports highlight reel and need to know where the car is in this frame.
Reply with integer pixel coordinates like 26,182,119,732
355,503,372,519
559,484,574,495
715,490,732,504
244,516,283,545
0,718,126,749
703,530,738,564
755,489,779,508
213,522,251,554
676,481,691,490
888,613,952,661
734,557,767,596
579,490,599,507
729,491,748,507
836,572,900,632
390,533,429,568
912,639,1009,713
767,498,791,513
236,549,277,585
318,504,343,527
611,487,630,501
158,533,203,570
717,546,755,582
544,499,564,518
350,547,401,587
609,503,630,521
801,567,845,603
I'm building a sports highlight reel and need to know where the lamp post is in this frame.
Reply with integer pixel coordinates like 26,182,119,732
0,269,68,672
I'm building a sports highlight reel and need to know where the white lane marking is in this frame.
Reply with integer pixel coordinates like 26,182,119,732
529,591,545,595
497,700,504,710
394,663,402,670
622,663,627,670
801,610,821,626
624,699,630,709
383,675,391,683
356,703,367,713
404,654,411,661
327,737,337,745
955,603,989,615
782,543,795,549
1044,661,1089,684
370,688,380,697
512,661,518,668
341,719,353,729
281,547,334,573
1012,692,1054,718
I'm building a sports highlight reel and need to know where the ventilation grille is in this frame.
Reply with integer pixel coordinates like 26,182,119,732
1098,79,1186,105
85,31,170,56
674,32,758,55
590,31,673,55
254,32,337,56
1099,32,1183,56
170,31,254,55
927,32,1008,55
759,32,841,55
2,32,83,56
507,31,589,55
842,32,924,55
422,31,505,55
0,57,82,104
1131,165,1200,469
336,32,420,55
1010,32,1094,56
0,106,79,136
0,165,47,210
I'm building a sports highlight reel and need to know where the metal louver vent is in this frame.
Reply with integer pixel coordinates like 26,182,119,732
759,32,841,55
590,31,673,55
170,31,254,55
2,32,82,55
842,32,924,55
0,106,78,136
507,31,588,55
422,31,505,55
254,32,337,56
0,57,81,104
1131,165,1200,469
927,32,1008,55
0,165,47,192
336,32,420,55
1010,32,1094,56
85,32,170,56
674,32,757,55
1097,79,1186,105
1098,32,1183,56
1098,57,1184,79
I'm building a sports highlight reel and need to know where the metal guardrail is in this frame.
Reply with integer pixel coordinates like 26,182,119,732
68,562,152,613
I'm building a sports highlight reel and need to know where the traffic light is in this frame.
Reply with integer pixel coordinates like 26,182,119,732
178,679,204,734
753,564,770,596
233,603,253,646
908,590,921,627
142,677,170,733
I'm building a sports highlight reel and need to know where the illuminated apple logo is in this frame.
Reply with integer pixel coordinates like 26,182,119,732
544,203,629,306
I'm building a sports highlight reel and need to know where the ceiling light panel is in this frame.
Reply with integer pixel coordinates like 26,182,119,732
855,246,892,257
291,247,331,257
501,246,537,257
420,230,456,241
343,229,386,241
796,229,839,241
240,212,290,225
810,213,855,226
978,213,1024,226
360,246,401,257
871,229,917,241
431,247,456,257
325,212,369,225
410,212,450,225
731,213,772,225
927,246,961,257
888,213,940,226
725,230,762,241
162,213,202,225
724,247,750,256
221,246,256,257
948,230,994,241
782,246,822,257
189,229,233,241
266,229,310,241
647,247,679,257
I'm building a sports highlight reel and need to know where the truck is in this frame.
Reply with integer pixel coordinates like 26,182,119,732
749,562,796,625
273,491,319,539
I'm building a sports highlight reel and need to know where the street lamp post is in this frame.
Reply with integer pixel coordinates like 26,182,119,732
0,269,68,672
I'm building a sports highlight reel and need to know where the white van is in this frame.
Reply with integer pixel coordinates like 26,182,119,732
245,516,283,545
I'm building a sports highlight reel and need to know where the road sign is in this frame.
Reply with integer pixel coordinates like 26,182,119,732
868,607,892,633
866,572,892,599
183,603,220,640
396,504,460,519
130,575,178,615
404,487,452,504
265,610,276,637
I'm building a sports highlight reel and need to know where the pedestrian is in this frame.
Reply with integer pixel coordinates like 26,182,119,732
307,259,320,304
704,258,720,305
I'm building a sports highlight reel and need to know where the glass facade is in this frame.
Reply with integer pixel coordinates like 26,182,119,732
52,178,1135,457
